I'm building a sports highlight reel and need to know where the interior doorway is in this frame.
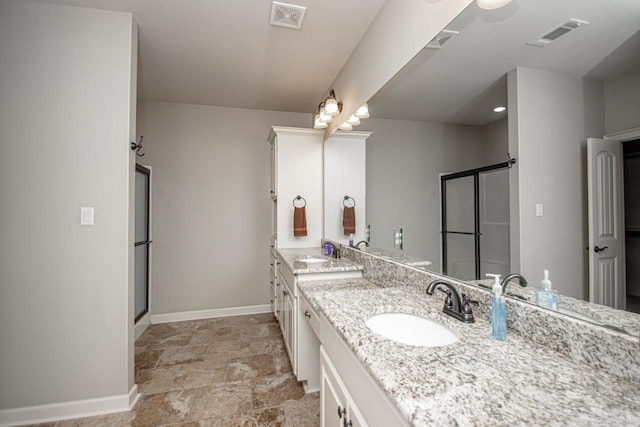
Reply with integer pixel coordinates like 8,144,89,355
134,164,152,338
623,139,640,313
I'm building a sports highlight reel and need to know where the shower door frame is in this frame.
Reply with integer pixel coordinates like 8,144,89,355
441,161,511,280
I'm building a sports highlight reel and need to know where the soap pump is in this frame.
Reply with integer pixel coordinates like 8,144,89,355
486,273,506,341
535,269,558,310
486,274,500,336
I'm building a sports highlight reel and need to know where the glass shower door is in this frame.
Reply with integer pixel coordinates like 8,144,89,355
441,162,510,280
135,165,151,322
442,175,477,280
478,168,510,278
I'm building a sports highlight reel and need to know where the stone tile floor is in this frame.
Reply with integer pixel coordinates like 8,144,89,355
30,313,319,427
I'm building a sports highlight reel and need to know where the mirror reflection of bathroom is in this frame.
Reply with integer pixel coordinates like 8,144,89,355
357,0,640,318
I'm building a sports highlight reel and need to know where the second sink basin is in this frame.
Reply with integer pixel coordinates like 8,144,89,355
366,313,458,347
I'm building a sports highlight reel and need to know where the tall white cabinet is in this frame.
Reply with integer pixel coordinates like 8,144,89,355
268,127,324,320
268,126,324,248
323,131,370,246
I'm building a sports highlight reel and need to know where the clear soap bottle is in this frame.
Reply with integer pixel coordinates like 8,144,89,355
492,285,507,341
486,274,500,336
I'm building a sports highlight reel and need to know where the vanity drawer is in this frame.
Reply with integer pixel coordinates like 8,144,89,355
299,293,320,338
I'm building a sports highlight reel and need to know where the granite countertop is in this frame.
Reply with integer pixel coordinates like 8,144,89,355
359,246,432,267
298,279,640,427
469,278,640,337
277,247,364,275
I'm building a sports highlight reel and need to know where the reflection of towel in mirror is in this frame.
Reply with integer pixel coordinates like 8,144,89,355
294,206,307,237
343,206,355,235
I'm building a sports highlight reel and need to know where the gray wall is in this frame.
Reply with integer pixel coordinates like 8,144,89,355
360,118,493,270
140,102,310,315
604,67,640,135
482,117,509,164
509,67,604,299
0,1,135,410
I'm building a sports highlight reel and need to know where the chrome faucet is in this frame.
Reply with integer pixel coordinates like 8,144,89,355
355,240,369,249
500,274,528,295
426,279,477,323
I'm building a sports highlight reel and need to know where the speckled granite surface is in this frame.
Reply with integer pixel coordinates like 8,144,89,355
357,246,432,267
341,245,640,384
277,247,363,275
299,279,640,427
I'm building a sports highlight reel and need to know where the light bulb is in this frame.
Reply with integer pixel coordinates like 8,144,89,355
324,97,339,116
338,122,353,131
319,106,333,123
347,115,360,126
313,114,327,129
354,103,369,119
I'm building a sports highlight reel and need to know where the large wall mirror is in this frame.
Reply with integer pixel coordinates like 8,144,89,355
352,0,640,331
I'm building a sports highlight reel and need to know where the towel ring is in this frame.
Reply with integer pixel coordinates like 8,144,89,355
293,195,306,208
343,195,355,208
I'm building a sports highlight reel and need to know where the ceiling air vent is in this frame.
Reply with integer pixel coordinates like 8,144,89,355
527,18,589,47
270,1,306,30
426,29,459,49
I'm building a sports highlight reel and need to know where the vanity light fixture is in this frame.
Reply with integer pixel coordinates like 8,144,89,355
354,102,370,119
338,121,353,131
347,115,361,126
493,106,506,113
477,0,511,10
312,89,371,131
324,89,340,116
313,114,327,129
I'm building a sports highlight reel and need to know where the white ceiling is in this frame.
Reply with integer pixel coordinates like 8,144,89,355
40,0,386,113
368,0,640,125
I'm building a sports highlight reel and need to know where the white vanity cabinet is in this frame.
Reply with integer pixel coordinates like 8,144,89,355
270,237,278,319
321,346,367,427
278,264,296,364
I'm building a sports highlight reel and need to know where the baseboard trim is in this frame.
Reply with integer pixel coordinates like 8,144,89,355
150,304,272,324
134,312,151,340
0,384,139,427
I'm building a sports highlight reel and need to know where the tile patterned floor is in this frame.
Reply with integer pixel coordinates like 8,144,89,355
29,313,319,427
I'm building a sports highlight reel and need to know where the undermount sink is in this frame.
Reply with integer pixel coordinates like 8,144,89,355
297,256,328,264
365,313,458,347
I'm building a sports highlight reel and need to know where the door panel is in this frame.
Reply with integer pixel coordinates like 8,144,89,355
588,138,625,309
135,164,151,322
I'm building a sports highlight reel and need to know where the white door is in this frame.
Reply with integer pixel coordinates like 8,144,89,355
587,138,625,309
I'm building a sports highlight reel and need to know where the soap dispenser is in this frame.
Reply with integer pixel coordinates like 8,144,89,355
535,269,558,310
486,274,501,336
486,273,506,341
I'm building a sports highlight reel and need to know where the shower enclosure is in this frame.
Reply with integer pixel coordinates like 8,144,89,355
441,162,511,280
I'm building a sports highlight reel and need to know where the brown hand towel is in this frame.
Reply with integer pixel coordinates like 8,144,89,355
343,206,356,235
293,206,307,237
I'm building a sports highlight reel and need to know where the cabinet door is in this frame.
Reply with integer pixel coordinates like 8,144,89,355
322,363,347,427
284,284,295,365
346,400,368,427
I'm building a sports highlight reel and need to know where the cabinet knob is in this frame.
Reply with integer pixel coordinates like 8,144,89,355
283,290,289,296
337,406,346,419
344,419,352,427
304,310,311,318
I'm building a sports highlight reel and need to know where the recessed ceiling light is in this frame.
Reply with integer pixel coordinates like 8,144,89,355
493,106,506,113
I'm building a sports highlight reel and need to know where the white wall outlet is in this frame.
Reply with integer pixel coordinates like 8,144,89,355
80,207,94,225
535,203,543,217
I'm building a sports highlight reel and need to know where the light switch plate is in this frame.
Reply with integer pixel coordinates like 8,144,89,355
536,203,543,217
81,207,94,225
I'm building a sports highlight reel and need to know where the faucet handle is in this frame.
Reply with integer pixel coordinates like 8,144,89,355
461,294,477,322
437,287,453,309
